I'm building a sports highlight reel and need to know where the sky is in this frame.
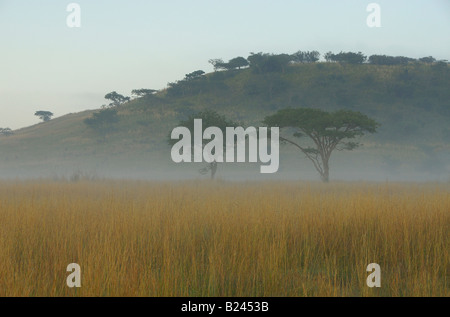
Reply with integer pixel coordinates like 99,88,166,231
0,0,449,129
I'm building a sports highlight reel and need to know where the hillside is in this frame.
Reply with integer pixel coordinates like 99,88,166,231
1,62,449,181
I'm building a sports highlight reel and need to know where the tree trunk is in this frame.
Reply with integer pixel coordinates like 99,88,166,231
321,157,330,183
210,162,218,180
321,170,329,183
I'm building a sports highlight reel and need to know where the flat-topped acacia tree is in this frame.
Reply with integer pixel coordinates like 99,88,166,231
34,111,54,122
104,91,130,108
263,108,379,182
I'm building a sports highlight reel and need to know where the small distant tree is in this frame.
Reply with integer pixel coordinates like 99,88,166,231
291,51,320,63
304,51,320,63
267,54,293,73
291,51,306,63
35,111,54,122
104,91,130,108
325,51,367,64
208,59,228,71
0,128,14,136
247,52,293,73
368,55,416,65
342,52,366,64
131,89,157,98
324,51,334,62
185,70,205,81
227,57,249,70
264,108,379,182
419,56,436,64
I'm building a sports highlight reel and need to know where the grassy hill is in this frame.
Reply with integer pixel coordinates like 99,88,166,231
1,62,449,181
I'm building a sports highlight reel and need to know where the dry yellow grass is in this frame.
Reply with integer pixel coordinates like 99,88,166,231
0,180,448,297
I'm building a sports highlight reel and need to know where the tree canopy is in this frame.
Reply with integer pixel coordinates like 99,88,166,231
0,128,14,136
104,91,130,108
324,51,367,64
208,58,228,71
227,57,249,70
368,55,415,65
131,89,157,98
247,53,293,73
291,50,320,63
185,70,205,81
35,111,54,122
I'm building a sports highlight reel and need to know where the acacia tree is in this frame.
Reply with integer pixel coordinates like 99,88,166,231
104,91,130,108
227,57,249,70
169,110,238,179
263,108,379,182
247,52,293,73
0,128,13,136
185,70,205,81
291,50,320,63
131,89,157,98
208,59,227,71
35,111,54,122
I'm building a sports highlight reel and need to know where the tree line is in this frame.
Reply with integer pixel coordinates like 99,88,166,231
208,50,446,73
164,50,447,96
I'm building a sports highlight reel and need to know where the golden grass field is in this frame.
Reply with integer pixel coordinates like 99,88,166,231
0,180,448,297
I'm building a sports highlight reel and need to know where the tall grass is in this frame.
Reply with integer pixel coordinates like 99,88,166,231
0,180,448,296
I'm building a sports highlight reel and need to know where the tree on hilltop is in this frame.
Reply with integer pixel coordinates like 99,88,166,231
131,89,157,98
35,111,54,122
0,128,14,136
104,91,130,108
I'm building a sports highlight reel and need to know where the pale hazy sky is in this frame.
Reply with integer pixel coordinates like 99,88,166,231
0,0,449,129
